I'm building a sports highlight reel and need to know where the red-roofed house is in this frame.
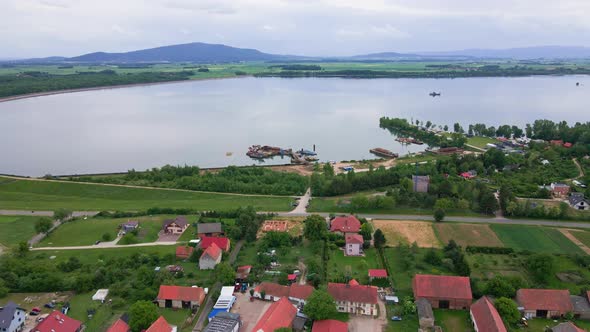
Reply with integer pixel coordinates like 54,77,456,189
345,234,364,256
516,289,573,319
106,319,130,332
157,285,206,309
563,142,573,149
176,246,194,260
251,297,297,332
146,316,174,332
32,311,82,332
200,236,231,252
368,269,388,281
328,280,378,316
330,216,361,235
200,243,222,270
253,282,314,305
312,319,348,332
412,274,473,310
470,296,507,332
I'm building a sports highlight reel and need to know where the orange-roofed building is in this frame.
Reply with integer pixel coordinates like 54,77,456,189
106,319,130,332
516,289,573,319
330,216,361,235
146,316,174,332
470,296,507,332
312,319,348,332
200,242,222,270
156,285,205,309
251,297,297,332
175,246,194,260
328,279,378,316
412,274,472,310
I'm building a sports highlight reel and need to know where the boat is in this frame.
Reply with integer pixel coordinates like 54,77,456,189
410,139,424,145
369,148,398,159
429,92,441,97
246,150,265,159
395,137,412,144
298,149,317,156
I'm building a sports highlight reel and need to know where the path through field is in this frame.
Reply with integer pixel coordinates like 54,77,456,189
560,229,590,255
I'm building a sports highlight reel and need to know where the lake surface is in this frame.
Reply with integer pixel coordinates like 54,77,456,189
0,76,588,176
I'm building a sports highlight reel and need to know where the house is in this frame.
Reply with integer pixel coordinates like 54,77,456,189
0,301,26,332
368,269,388,282
412,274,473,310
551,322,586,332
563,142,573,149
253,282,314,305
569,193,589,211
550,183,571,197
197,223,223,237
412,175,430,193
156,285,205,309
327,280,378,316
460,170,478,179
251,297,297,332
162,216,189,235
345,234,364,256
312,319,348,332
261,220,289,233
121,221,139,233
200,236,231,252
235,265,252,283
571,294,590,320
288,274,297,284
330,216,361,234
106,318,131,332
32,311,82,332
416,298,434,329
470,296,507,332
204,312,241,332
200,243,222,270
146,316,175,332
516,289,573,319
176,246,194,260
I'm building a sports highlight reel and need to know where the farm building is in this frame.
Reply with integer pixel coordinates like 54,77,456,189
516,289,573,319
412,175,430,193
312,319,348,332
550,183,571,198
32,311,82,332
551,322,586,332
200,243,222,270
470,296,507,332
412,274,473,309
570,294,590,320
368,269,388,281
197,223,223,237
121,221,139,232
0,301,26,332
146,316,174,332
156,285,205,309
569,193,589,211
330,215,361,234
261,220,289,233
416,298,434,329
253,282,314,305
235,265,251,282
251,297,297,332
200,236,231,252
162,216,189,234
345,234,364,256
327,279,378,316
175,246,194,260
204,312,241,332
106,318,130,332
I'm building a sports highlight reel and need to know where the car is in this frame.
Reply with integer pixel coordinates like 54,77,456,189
95,240,101,245
29,308,41,316
44,302,55,309
391,316,402,321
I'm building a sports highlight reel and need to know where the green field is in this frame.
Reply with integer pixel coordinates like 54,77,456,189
490,224,584,254
38,215,180,247
0,177,294,211
466,136,497,149
571,230,590,247
32,245,175,264
0,215,41,247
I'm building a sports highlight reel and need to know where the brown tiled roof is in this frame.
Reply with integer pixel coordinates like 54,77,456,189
327,281,378,304
470,297,507,332
330,216,361,233
412,274,472,301
516,289,573,312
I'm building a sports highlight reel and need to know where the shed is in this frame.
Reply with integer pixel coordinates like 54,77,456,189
92,289,109,301
416,298,434,329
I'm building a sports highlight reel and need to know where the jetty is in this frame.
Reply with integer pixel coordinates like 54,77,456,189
369,148,398,159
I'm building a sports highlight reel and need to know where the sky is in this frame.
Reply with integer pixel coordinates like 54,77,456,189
1,0,590,58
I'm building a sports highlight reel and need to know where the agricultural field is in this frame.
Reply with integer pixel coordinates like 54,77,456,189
327,248,382,284
0,215,42,247
434,223,504,247
0,177,294,211
490,224,585,255
467,253,528,280
372,220,441,248
570,230,590,248
466,136,497,149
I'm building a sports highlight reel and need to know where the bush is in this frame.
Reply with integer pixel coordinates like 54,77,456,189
466,246,514,254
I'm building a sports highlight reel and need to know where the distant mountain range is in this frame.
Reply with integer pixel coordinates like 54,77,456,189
5,43,590,64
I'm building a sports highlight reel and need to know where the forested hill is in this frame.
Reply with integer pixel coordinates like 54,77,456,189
68,42,286,63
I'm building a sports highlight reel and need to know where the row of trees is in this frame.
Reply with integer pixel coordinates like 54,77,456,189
379,117,467,148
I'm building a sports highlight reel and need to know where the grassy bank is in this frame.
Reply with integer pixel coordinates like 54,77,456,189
0,215,41,247
0,177,294,211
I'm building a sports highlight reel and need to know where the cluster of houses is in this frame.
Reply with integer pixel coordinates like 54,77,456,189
412,274,590,331
173,221,232,270
537,183,590,210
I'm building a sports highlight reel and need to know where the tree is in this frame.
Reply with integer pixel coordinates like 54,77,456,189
53,208,72,221
424,248,442,266
485,276,516,298
304,215,327,241
495,297,520,326
102,232,112,241
34,218,53,234
15,241,29,257
0,279,8,298
454,123,464,133
434,208,445,222
526,254,554,283
359,223,373,241
129,300,159,332
214,263,236,285
302,289,338,321
373,229,386,249
401,296,417,315
443,125,449,132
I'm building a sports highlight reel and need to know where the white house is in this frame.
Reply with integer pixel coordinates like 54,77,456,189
569,193,589,211
199,243,222,270
0,302,26,332
345,234,364,256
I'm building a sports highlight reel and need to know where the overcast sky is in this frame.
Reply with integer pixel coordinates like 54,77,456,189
2,0,590,58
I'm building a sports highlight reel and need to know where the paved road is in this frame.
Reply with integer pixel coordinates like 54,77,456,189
287,188,311,214
32,241,177,250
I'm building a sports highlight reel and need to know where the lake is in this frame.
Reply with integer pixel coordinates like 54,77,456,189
0,75,588,176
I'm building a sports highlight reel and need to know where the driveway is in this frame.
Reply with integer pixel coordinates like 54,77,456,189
157,231,182,242
348,300,388,332
288,188,311,214
230,293,270,332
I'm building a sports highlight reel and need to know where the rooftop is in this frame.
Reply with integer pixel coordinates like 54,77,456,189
330,215,361,233
470,296,507,332
32,311,82,332
412,274,472,300
327,280,378,304
312,319,348,332
516,289,573,312
157,285,205,303
251,297,297,332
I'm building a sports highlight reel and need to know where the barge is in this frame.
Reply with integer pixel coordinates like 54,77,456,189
369,148,399,159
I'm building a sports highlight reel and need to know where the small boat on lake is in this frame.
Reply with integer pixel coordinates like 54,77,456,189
429,92,441,97
369,148,398,159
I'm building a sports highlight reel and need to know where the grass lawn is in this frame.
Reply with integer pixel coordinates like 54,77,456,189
467,253,529,281
0,215,42,247
434,223,504,248
0,177,293,211
570,230,590,247
68,292,120,332
434,309,473,332
327,248,381,284
31,245,175,264
490,224,584,255
467,136,496,149
158,308,193,332
385,305,419,332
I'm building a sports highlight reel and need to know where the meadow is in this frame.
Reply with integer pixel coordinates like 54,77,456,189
0,215,42,247
490,224,585,255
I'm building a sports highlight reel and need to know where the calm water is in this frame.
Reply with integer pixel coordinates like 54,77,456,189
0,76,588,176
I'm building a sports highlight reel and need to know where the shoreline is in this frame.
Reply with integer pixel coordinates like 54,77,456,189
0,75,246,103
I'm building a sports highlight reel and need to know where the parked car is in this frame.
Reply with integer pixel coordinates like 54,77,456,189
391,316,402,321
30,307,41,316
44,302,55,309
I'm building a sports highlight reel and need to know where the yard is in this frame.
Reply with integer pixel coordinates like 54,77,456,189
0,215,42,247
0,177,294,211
372,220,441,248
466,253,529,281
490,224,584,254
434,309,473,332
466,136,497,149
327,248,382,284
434,223,504,247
